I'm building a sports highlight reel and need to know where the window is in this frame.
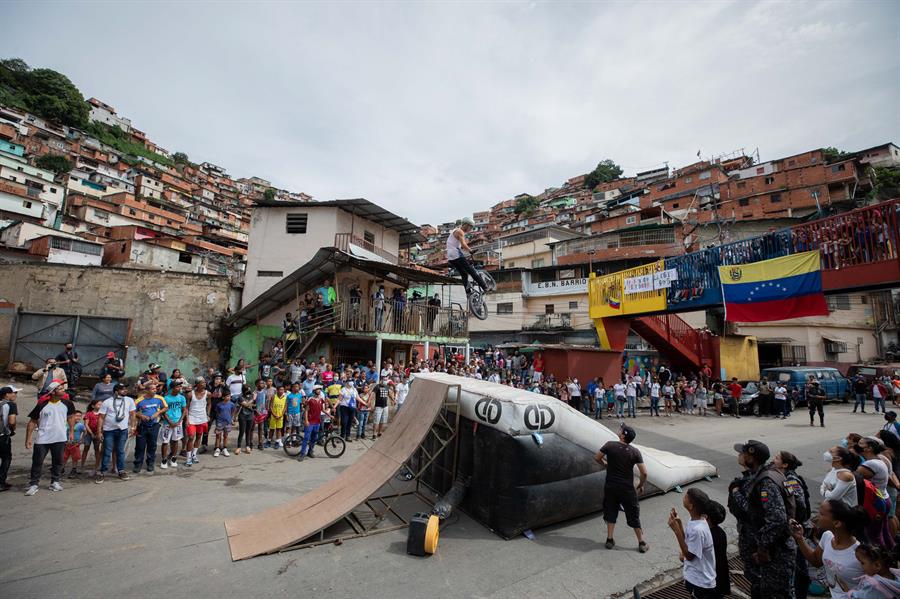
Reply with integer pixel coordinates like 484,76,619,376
285,213,308,234
756,167,764,174
672,203,679,209
496,302,513,315
363,230,375,245
787,160,795,167
831,164,846,173
257,270,283,277
685,177,692,183
786,345,807,365
50,187,57,193
178,252,192,264
739,198,750,207
765,176,775,185
770,193,781,203
531,258,545,268
545,304,555,314
699,170,711,180
129,208,136,215
625,215,637,225
23,200,32,209
827,294,851,310
568,301,578,309
737,181,747,189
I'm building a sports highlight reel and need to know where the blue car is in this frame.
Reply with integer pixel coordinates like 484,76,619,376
760,367,851,405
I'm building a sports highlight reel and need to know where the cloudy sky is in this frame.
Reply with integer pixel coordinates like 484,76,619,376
3,1,899,224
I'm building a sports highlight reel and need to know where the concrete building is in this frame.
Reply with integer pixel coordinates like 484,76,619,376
27,234,103,266
242,198,421,305
497,225,583,270
87,98,132,132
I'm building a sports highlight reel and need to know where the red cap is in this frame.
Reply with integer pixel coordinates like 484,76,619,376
106,352,115,358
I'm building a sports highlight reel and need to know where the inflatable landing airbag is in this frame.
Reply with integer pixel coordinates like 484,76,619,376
493,471,607,538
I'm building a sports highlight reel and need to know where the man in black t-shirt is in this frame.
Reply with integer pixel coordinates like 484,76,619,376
595,424,649,552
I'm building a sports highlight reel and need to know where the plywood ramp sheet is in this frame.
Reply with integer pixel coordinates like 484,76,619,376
225,377,452,561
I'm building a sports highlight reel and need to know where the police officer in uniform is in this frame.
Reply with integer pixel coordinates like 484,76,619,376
728,440,796,599
806,379,826,428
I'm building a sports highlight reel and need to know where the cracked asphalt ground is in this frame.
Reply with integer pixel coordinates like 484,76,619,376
0,380,871,598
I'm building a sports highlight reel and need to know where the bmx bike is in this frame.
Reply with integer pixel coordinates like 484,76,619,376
282,417,346,458
466,268,496,321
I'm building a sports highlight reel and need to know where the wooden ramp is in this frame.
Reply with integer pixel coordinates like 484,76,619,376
225,377,458,561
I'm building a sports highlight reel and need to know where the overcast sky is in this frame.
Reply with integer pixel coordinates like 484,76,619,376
3,1,899,225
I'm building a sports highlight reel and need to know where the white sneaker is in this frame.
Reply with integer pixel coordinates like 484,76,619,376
192,453,199,463
214,448,221,457
25,485,38,496
169,459,178,469
160,461,169,470
185,457,193,467
222,448,230,457
49,481,63,492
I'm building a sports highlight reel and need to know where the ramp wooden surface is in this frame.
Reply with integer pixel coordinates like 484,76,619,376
225,377,452,561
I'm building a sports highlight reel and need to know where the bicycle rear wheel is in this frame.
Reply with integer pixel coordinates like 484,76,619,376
282,433,303,457
323,435,346,458
469,291,488,320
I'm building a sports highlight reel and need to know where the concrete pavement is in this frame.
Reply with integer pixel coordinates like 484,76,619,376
0,381,886,598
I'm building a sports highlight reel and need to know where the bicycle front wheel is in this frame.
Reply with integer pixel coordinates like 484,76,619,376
323,435,346,458
469,292,488,320
283,433,303,457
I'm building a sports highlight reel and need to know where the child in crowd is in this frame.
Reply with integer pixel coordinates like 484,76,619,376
64,410,84,477
80,399,102,476
695,383,708,417
235,384,255,454
253,380,267,451
850,543,900,598
160,381,186,469
704,498,730,598
663,382,675,416
213,393,236,457
667,487,717,598
267,385,287,449
685,380,697,415
285,383,304,439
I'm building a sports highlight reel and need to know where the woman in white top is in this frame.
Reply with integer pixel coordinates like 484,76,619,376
791,499,866,599
821,446,859,508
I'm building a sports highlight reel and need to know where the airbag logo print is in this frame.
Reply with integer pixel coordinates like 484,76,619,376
524,404,555,430
474,398,502,424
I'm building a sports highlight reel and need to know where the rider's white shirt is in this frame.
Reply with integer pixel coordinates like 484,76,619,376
446,228,463,260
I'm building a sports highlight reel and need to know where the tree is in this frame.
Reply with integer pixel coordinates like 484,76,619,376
872,167,900,201
172,151,189,165
823,147,852,164
583,159,623,190
263,188,276,201
35,153,73,175
0,58,89,127
514,194,539,216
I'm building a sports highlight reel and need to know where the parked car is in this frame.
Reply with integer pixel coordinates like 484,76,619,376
760,367,851,405
732,380,761,415
845,364,900,383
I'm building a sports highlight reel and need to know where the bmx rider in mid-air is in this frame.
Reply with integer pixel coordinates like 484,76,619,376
447,217,487,296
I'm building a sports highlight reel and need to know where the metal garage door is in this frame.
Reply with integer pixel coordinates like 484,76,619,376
10,312,130,375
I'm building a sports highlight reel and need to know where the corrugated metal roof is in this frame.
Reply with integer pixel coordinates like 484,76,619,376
252,198,423,246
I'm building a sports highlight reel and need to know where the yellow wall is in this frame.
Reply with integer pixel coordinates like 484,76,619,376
718,335,760,380
589,260,667,319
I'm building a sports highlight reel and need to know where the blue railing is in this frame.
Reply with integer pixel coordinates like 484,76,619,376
663,198,900,311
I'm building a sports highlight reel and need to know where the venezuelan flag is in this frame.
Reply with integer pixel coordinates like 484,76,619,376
718,251,828,322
